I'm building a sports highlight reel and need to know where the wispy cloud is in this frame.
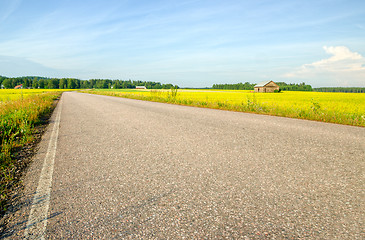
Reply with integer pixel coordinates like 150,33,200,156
284,46,365,87
0,55,62,77
0,0,22,24
356,24,365,30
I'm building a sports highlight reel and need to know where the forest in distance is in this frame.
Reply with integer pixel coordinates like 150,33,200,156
0,75,364,93
0,76,177,90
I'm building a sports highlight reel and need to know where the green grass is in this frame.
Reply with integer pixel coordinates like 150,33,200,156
0,91,62,212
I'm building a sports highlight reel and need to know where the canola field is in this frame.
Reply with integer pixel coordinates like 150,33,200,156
0,89,72,102
84,89,365,127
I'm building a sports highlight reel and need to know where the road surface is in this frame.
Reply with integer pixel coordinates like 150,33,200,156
2,92,364,239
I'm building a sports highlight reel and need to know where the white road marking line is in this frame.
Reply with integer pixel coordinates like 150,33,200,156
24,98,63,239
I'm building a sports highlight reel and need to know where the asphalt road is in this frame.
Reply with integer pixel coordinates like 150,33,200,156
2,92,364,239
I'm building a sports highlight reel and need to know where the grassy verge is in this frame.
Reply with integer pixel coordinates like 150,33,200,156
81,89,365,127
0,92,62,213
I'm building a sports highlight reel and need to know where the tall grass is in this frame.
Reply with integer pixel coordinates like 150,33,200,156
81,89,365,127
0,92,61,212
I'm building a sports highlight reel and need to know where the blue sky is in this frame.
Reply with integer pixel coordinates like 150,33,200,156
0,0,364,87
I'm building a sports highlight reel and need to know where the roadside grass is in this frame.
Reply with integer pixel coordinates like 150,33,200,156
0,90,63,213
81,89,365,127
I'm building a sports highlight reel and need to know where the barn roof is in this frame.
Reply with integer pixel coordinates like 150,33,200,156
254,81,274,87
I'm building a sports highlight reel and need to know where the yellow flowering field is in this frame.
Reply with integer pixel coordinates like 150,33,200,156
84,89,365,127
0,89,74,102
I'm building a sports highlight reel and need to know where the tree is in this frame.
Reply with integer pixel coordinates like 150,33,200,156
48,79,59,89
0,76,5,86
59,79,66,89
22,79,28,88
74,79,80,89
96,80,108,89
11,79,17,88
32,79,38,89
113,81,121,89
2,79,12,88
67,78,76,89
39,79,45,88
80,80,89,89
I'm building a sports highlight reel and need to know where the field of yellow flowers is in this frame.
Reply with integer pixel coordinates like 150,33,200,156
0,89,70,101
84,89,365,127
0,89,65,212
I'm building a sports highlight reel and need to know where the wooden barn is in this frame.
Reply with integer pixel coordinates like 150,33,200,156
254,81,279,93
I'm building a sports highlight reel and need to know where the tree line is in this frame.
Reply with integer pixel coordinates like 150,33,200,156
313,87,365,93
0,76,177,89
212,82,312,91
275,82,313,91
212,82,256,90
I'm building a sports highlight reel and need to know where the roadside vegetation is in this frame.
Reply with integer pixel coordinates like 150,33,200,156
0,89,64,212
82,89,365,127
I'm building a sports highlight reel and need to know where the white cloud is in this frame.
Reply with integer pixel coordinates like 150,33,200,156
284,46,365,87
